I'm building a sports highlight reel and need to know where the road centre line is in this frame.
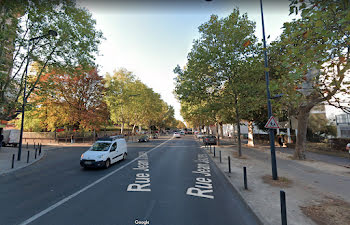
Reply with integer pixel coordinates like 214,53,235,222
19,137,173,225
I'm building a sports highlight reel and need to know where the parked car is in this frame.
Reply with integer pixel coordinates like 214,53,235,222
1,129,20,147
80,135,127,169
138,135,150,142
196,132,206,139
151,134,158,139
203,135,217,145
173,132,181,138
180,131,185,135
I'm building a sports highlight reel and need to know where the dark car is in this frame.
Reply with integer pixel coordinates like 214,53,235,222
138,135,150,142
151,134,158,139
203,135,217,145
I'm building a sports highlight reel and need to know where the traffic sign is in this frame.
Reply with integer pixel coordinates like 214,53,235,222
264,116,280,129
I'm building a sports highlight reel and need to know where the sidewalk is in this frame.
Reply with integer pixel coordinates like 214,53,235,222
0,144,58,175
220,138,350,167
202,140,350,225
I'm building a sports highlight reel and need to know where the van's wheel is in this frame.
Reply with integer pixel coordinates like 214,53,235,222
123,153,127,160
105,159,110,168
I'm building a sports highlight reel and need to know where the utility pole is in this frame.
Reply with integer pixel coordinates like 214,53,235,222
260,0,278,180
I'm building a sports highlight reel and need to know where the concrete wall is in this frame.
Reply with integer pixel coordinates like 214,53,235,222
222,122,268,137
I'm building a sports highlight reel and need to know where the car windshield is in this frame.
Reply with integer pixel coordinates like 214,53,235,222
91,142,111,151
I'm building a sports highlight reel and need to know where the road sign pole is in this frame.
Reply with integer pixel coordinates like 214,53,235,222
260,0,278,180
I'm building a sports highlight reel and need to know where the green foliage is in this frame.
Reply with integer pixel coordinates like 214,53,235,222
174,9,266,128
104,68,176,132
308,112,336,137
0,0,104,121
269,0,350,158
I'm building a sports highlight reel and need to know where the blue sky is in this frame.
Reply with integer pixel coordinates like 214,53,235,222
79,0,296,121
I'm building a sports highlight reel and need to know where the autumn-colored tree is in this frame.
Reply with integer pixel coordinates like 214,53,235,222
176,120,186,129
21,66,108,131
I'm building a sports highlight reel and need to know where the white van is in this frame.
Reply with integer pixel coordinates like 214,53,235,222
2,129,20,147
80,135,127,169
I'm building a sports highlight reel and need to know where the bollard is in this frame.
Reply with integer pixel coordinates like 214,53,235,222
27,151,30,163
280,190,287,225
243,167,248,190
214,146,216,157
11,154,15,169
26,142,28,149
39,144,42,155
228,156,231,173
35,148,37,159
34,142,36,149
219,150,222,163
210,144,212,153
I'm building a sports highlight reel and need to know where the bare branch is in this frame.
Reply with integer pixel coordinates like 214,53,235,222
25,45,57,100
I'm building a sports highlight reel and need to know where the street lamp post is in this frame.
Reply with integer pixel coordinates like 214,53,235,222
17,30,57,161
260,0,278,180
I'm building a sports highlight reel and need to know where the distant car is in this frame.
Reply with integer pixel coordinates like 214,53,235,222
151,134,158,139
80,135,127,169
138,135,150,142
180,131,185,135
203,135,217,145
173,132,181,138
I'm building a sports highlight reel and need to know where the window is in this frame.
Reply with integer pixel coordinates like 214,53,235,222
110,142,117,151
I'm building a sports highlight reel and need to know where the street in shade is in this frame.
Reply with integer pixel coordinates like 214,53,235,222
0,136,260,225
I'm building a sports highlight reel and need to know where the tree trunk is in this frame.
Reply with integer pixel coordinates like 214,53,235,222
219,122,224,139
294,106,311,159
121,122,124,134
247,121,254,147
132,124,136,134
216,122,220,146
234,93,242,157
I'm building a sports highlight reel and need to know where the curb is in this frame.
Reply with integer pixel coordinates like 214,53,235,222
0,146,62,176
0,150,45,176
207,149,269,225
196,140,265,225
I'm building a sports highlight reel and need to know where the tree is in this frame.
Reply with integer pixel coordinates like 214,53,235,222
174,9,264,153
105,68,175,133
270,0,350,159
176,120,186,129
0,0,103,121
104,68,137,134
23,66,108,131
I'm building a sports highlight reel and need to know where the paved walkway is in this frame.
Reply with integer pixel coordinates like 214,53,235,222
219,138,350,167
0,145,49,175
203,139,350,225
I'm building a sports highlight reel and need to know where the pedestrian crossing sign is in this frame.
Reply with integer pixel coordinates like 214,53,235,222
264,116,280,129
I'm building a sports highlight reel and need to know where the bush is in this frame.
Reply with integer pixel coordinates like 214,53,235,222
329,138,350,152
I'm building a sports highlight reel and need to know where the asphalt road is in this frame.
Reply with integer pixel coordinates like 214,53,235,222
0,136,260,225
